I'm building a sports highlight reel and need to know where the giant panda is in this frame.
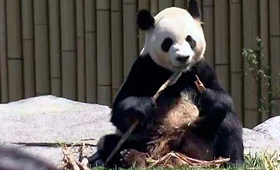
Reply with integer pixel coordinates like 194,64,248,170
90,0,244,168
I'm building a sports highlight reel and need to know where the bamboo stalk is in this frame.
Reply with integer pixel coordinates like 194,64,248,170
85,0,97,103
22,0,35,98
61,0,77,100
111,0,123,101
34,0,50,96
76,0,86,102
6,0,23,101
123,0,137,78
49,0,62,97
242,0,260,128
97,0,111,106
0,0,8,102
229,0,243,122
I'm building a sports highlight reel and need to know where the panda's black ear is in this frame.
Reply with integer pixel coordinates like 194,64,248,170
137,9,155,31
188,0,201,20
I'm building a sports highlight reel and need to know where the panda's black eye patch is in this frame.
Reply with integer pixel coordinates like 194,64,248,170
161,37,173,52
186,35,196,49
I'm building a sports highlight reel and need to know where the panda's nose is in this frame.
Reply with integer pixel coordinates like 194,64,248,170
176,55,189,63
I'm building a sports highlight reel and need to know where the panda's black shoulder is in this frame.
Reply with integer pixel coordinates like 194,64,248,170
128,54,171,82
113,54,170,104
194,59,222,90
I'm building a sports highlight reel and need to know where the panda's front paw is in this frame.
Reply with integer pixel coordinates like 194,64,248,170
120,149,148,168
88,151,104,167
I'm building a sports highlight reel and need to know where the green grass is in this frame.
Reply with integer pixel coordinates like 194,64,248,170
91,152,280,170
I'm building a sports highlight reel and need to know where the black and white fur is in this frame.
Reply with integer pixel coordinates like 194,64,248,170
90,0,244,168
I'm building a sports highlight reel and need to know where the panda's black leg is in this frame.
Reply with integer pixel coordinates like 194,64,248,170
89,134,148,168
89,134,123,168
88,151,105,167
215,119,244,166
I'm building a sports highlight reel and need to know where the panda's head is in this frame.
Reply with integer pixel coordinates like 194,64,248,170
137,0,205,72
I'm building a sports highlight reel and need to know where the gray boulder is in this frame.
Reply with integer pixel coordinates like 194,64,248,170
243,128,280,155
0,95,115,166
243,115,280,155
253,116,280,142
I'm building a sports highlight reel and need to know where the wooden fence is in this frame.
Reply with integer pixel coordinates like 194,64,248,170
0,0,279,128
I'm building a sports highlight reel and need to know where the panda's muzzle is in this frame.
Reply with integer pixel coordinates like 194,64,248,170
176,55,190,64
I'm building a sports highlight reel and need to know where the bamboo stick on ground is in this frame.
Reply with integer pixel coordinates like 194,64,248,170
62,147,80,170
147,152,230,168
62,144,91,170
78,142,90,170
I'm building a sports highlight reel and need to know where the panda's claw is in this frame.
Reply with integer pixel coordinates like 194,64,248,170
119,149,148,168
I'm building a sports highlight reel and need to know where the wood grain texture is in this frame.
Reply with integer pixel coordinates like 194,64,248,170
34,0,50,96
76,0,86,102
150,0,159,16
0,0,8,102
123,0,138,78
202,0,214,68
61,0,77,100
85,0,97,103
158,0,173,11
242,0,260,128
137,0,149,52
6,0,23,101
259,0,270,121
269,0,280,116
22,0,35,98
97,0,111,105
49,0,62,97
111,0,123,101
174,0,186,8
229,0,243,121
214,0,229,92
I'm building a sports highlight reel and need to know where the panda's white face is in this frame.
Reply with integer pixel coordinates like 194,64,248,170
140,7,206,72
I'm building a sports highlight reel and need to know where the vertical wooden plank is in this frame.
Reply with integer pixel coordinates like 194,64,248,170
259,0,270,121
138,0,150,10
96,0,111,106
203,0,214,68
158,0,173,11
34,0,50,96
138,0,149,52
214,0,230,92
22,0,35,98
60,0,77,100
242,0,259,128
138,0,149,10
49,0,62,97
196,0,203,11
0,0,9,102
174,0,186,8
150,0,159,16
85,0,97,103
76,0,86,102
229,0,243,122
111,0,123,100
6,0,23,101
123,0,138,78
269,0,280,116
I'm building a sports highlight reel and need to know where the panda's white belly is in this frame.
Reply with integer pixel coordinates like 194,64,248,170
156,92,199,131
147,92,200,159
